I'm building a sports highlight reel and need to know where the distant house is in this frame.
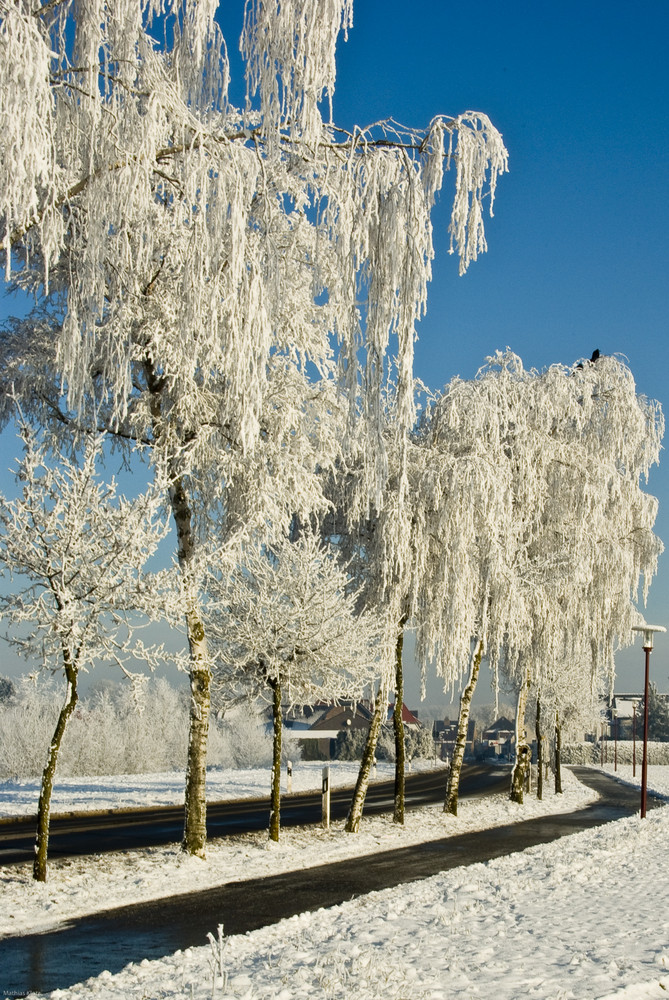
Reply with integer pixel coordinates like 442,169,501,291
432,717,476,761
604,693,669,740
387,704,421,729
283,700,423,760
283,701,374,760
480,716,515,756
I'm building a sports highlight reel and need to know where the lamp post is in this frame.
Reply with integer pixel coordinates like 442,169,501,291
632,623,666,818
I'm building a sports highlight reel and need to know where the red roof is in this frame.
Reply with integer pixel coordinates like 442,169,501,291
387,703,421,726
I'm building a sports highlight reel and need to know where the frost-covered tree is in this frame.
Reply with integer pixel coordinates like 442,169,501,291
0,426,168,880
510,356,661,801
419,350,662,809
320,424,419,831
0,0,507,856
404,353,553,815
206,529,383,841
327,369,526,827
644,684,669,742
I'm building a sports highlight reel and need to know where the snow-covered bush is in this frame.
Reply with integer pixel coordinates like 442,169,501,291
0,676,273,778
214,706,273,770
560,742,600,765
334,724,434,762
0,676,60,779
561,741,669,765
334,728,369,761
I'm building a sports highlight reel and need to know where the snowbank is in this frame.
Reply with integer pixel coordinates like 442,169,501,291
3,769,667,1000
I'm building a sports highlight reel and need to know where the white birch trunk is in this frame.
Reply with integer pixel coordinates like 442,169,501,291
34,657,78,881
444,640,482,816
269,675,282,842
535,691,543,801
393,615,409,825
510,667,531,804
555,709,563,794
170,477,212,858
345,690,387,833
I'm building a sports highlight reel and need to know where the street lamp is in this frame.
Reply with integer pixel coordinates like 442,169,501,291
632,623,666,818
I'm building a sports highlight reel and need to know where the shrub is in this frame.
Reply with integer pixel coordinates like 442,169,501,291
0,676,274,778
561,741,669,766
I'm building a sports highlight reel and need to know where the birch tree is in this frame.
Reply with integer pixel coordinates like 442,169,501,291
489,353,663,802
418,350,662,809
0,426,168,881
327,362,526,827
0,0,507,855
205,529,384,841
415,354,548,814
470,352,661,805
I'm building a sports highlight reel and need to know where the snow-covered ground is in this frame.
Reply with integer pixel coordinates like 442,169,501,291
2,764,669,1000
0,758,438,818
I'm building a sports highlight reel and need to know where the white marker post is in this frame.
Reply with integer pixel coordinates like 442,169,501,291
321,765,330,828
286,759,293,794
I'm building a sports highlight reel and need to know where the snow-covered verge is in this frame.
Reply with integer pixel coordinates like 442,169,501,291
5,768,669,1000
563,742,669,766
1,764,594,939
0,759,439,818
597,762,669,799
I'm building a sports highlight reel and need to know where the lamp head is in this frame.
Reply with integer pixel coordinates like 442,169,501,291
632,623,666,650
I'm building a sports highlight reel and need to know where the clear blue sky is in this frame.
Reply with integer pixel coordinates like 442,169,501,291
1,0,668,702
329,0,669,701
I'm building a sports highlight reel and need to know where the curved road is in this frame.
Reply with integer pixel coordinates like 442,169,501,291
0,763,506,866
0,767,662,998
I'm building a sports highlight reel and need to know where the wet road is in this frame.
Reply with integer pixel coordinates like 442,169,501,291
0,764,506,866
0,767,661,998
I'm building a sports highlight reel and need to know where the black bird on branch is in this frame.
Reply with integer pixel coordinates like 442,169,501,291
574,348,601,371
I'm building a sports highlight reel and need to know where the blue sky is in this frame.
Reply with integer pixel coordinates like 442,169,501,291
329,0,669,701
1,0,668,703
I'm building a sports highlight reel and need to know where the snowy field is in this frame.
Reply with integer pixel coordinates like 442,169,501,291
0,759,440,818
2,765,669,1000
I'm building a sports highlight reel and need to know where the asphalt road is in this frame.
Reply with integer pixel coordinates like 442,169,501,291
0,767,661,998
0,763,507,866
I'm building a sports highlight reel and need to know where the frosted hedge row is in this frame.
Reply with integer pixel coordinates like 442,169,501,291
562,741,669,765
0,677,274,780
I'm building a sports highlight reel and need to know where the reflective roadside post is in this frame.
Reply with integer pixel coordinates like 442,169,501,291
632,623,666,818
613,710,618,772
321,765,330,828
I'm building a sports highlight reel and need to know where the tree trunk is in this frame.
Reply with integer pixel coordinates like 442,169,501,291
182,636,211,857
345,688,387,833
34,658,78,882
444,640,482,816
171,477,212,858
146,361,213,859
535,692,543,801
555,709,563,794
510,668,531,804
268,675,282,842
393,614,409,825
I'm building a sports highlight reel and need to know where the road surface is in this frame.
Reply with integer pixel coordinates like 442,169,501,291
0,767,661,998
0,763,507,866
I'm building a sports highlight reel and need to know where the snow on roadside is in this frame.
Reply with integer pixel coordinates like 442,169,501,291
0,765,596,938
0,759,438,818
597,763,669,800
9,769,669,1000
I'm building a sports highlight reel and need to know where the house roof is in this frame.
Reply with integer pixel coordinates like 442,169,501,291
433,718,475,739
307,703,374,732
483,716,515,736
387,703,421,726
